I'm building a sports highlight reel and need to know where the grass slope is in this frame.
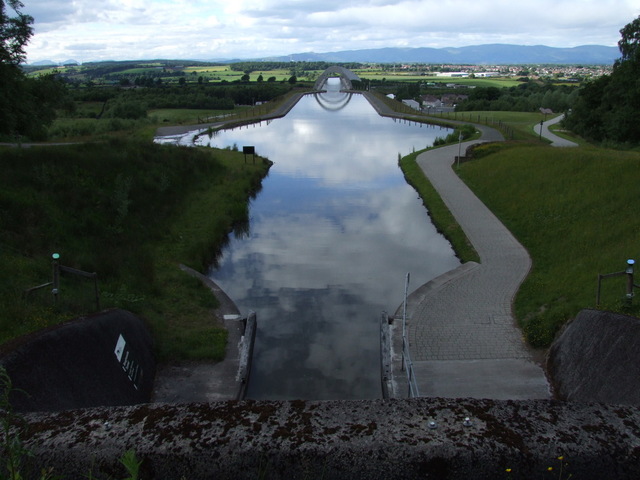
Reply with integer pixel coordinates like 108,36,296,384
0,140,271,360
459,143,640,346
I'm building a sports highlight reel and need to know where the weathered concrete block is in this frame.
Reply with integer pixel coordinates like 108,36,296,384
0,308,155,412
547,309,640,405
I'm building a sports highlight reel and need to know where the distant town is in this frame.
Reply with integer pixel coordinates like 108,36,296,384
371,63,612,81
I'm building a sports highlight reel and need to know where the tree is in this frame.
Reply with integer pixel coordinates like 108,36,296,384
0,0,32,65
0,0,67,140
617,16,640,63
564,15,640,144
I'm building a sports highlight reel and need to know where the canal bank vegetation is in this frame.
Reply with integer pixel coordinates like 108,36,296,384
0,140,271,361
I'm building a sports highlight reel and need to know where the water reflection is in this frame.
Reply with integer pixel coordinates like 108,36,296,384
159,81,460,400
313,91,355,111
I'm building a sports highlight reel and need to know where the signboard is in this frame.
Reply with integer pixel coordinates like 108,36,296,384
243,146,256,164
114,334,142,390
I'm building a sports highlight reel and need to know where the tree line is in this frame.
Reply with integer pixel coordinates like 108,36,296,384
562,16,640,145
456,82,580,114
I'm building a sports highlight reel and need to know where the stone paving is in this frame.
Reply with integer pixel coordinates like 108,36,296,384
397,124,550,400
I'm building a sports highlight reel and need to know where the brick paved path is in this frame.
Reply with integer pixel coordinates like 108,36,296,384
399,128,550,399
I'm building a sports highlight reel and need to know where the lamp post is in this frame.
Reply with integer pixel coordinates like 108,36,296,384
539,120,544,140
626,259,635,303
52,253,60,304
457,131,463,169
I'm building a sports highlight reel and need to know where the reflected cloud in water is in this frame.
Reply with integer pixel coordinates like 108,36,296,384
192,88,459,400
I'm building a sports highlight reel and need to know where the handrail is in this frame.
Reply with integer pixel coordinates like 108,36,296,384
400,272,420,398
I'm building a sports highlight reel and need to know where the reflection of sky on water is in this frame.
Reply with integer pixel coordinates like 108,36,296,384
191,85,460,400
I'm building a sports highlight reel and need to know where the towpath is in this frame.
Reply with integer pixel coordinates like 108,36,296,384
535,114,579,147
400,136,550,399
361,97,553,400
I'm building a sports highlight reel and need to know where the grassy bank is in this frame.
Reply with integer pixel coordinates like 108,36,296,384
0,140,271,360
457,143,640,347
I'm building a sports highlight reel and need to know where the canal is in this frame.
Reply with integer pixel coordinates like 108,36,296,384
161,80,460,400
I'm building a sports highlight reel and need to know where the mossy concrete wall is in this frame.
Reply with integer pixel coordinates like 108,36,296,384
19,397,640,479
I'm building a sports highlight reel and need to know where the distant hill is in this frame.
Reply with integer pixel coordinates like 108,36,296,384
31,60,57,66
258,44,619,65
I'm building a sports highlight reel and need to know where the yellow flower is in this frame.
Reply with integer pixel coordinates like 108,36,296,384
506,468,512,473
548,467,553,471
558,456,564,461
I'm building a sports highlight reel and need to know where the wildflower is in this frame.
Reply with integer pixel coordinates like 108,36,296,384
506,468,512,473
548,467,553,472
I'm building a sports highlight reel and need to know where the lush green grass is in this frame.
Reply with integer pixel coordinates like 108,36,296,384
458,143,640,347
150,108,236,125
0,141,271,361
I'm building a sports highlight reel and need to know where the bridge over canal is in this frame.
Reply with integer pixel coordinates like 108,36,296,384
314,65,361,91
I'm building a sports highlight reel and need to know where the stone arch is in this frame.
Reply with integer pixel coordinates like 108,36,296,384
314,66,361,91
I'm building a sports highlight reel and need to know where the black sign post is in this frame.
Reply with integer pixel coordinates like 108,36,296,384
243,146,256,164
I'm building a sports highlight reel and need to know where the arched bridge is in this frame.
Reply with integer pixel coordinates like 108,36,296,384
314,66,361,91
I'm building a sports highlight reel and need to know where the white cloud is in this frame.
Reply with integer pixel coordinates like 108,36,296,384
22,0,640,62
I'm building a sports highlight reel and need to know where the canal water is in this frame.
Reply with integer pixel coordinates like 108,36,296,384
159,80,460,400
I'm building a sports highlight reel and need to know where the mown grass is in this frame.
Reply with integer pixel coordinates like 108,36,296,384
458,142,640,347
0,140,271,361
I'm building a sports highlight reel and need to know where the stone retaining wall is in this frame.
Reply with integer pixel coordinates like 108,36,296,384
18,397,640,479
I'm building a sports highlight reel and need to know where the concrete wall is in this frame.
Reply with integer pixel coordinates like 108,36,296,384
18,397,640,479
0,308,155,412
547,309,640,405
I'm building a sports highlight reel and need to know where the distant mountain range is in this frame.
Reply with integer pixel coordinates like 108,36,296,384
252,44,620,65
31,44,620,66
31,59,79,66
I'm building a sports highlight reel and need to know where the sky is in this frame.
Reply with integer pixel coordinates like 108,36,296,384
19,0,640,64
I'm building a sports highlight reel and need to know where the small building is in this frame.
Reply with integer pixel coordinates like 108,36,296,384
421,95,443,108
402,99,421,111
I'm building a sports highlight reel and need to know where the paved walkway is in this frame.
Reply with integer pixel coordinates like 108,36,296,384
536,114,579,147
394,125,550,400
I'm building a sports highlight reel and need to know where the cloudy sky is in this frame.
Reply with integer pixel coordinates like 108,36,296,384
19,0,640,63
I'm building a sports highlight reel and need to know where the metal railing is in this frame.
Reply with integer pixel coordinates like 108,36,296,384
24,253,100,311
596,259,639,306
400,272,420,398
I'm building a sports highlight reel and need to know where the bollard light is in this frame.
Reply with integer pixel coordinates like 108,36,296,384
626,259,635,274
428,420,437,430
